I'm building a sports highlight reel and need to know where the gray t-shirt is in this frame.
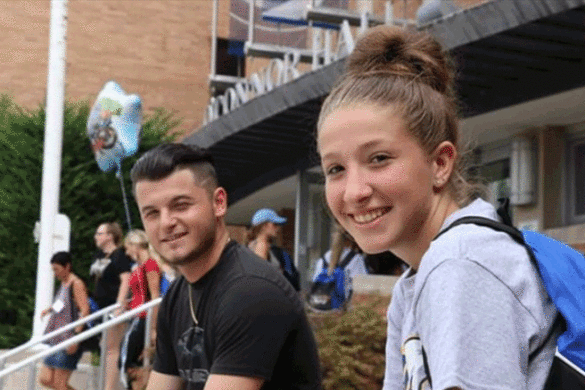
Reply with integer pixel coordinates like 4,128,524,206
383,199,559,390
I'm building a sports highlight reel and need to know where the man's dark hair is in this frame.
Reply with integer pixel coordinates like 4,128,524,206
130,143,219,195
50,251,72,267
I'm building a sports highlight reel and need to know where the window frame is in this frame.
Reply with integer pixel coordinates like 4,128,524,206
565,135,585,225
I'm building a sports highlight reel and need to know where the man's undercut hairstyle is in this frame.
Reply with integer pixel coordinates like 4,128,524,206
130,143,219,195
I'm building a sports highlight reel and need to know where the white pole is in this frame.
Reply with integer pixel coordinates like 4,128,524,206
31,0,68,340
248,0,255,44
210,0,218,78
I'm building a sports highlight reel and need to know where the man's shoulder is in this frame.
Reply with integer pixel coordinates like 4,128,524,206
221,242,281,281
110,247,131,263
214,243,302,309
159,275,188,315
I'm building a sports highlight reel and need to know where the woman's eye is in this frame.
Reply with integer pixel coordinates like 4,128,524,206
325,165,344,176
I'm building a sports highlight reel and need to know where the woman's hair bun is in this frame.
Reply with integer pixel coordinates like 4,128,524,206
346,25,454,94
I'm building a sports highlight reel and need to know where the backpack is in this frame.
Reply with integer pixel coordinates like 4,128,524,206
270,246,301,291
68,286,102,352
159,273,172,296
436,199,585,388
307,250,357,312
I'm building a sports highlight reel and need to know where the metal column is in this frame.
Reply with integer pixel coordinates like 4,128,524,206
294,170,310,291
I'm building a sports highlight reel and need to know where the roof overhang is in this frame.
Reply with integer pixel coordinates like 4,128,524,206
184,0,585,205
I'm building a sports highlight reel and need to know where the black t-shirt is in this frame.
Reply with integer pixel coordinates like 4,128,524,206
153,241,322,390
93,247,133,308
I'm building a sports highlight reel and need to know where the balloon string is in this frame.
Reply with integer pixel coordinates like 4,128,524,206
116,166,132,231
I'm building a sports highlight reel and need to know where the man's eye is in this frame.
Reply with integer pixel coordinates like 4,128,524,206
371,154,390,164
174,202,190,210
143,210,158,219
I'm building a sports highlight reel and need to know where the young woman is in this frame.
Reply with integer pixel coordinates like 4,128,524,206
119,229,161,389
39,252,90,390
90,222,132,390
317,26,559,389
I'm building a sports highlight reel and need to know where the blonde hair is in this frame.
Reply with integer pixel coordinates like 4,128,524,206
318,25,482,205
148,243,178,279
124,229,149,250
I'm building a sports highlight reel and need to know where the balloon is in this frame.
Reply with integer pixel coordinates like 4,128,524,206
87,81,142,172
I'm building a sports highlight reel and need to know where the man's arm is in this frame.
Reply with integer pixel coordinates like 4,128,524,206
204,374,264,390
146,371,184,390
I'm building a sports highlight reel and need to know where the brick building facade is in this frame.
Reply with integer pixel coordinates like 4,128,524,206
1,1,482,134
0,0,232,133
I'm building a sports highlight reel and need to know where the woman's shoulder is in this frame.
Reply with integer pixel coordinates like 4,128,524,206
144,258,160,272
69,274,86,288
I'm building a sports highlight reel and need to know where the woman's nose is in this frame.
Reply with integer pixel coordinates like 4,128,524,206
343,166,373,204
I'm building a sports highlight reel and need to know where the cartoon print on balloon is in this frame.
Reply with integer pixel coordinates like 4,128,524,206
87,81,142,173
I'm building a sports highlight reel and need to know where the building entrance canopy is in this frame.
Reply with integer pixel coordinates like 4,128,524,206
184,0,585,205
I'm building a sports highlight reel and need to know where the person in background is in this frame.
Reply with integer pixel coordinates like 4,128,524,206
148,243,177,293
312,226,368,285
89,222,132,390
118,229,161,389
39,252,90,390
248,208,300,290
317,25,559,389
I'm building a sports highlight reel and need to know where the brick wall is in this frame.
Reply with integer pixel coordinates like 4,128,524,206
0,0,485,136
0,0,231,134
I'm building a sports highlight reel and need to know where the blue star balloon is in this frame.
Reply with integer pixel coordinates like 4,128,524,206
87,81,142,172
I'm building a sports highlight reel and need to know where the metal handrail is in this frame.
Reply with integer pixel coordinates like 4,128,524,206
0,302,121,361
0,298,162,381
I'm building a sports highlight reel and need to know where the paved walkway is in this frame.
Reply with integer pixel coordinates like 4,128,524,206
0,349,98,390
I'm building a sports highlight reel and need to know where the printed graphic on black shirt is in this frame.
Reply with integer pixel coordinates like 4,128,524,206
401,335,431,390
177,325,209,390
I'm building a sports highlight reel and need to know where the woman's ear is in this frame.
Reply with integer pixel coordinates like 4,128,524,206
431,141,457,191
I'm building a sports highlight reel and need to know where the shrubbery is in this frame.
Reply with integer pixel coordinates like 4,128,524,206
310,294,390,390
0,95,180,348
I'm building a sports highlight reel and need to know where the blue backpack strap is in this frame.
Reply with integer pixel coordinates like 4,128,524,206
337,250,357,270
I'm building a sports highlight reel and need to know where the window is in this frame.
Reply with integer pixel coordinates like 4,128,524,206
216,38,245,78
211,38,246,98
477,141,511,207
567,138,585,223
481,159,511,205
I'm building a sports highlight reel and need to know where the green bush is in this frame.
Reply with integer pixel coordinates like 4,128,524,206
0,95,181,348
310,295,389,390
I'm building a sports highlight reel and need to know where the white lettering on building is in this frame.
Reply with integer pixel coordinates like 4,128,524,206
204,20,358,124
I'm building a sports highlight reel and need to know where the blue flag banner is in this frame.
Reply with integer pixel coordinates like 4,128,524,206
87,81,142,173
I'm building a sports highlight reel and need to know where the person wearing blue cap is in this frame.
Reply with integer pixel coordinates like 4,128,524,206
248,209,300,291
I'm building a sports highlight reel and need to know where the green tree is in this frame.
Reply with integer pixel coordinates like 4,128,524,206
0,95,181,348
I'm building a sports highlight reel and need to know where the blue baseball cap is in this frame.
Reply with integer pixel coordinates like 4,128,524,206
251,208,287,226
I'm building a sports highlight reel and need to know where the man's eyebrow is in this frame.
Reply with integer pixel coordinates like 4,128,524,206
169,195,193,203
140,195,194,213
140,205,157,214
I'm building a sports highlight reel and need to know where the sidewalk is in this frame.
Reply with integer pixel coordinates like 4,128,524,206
0,349,98,390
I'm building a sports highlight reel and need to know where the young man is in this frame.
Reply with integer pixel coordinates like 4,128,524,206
130,143,322,390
